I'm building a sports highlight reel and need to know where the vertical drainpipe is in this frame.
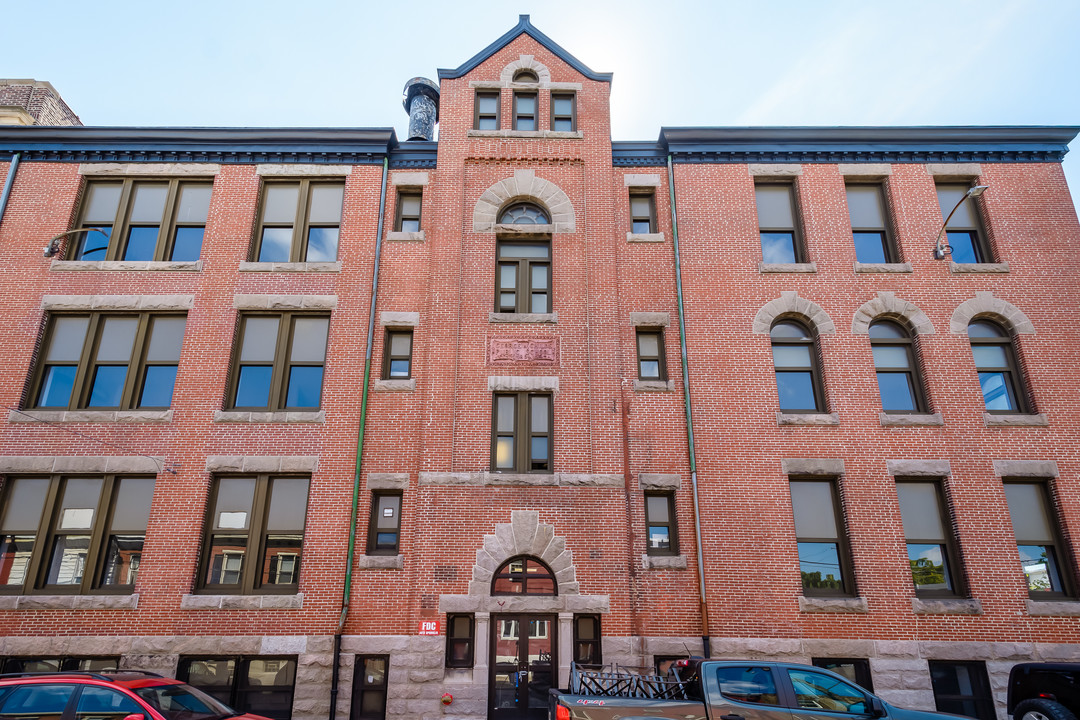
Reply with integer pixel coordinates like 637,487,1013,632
0,153,22,224
667,154,710,658
330,155,390,720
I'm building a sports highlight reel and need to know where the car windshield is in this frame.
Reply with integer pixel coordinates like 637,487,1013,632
132,682,238,720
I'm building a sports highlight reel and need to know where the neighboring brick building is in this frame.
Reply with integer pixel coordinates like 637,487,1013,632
0,15,1078,720
0,79,81,126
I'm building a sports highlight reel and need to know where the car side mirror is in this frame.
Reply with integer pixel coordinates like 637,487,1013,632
868,695,886,718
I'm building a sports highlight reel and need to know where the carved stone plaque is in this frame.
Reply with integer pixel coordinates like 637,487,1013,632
488,337,559,366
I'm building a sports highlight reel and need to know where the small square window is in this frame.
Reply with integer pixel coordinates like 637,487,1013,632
645,492,677,556
395,191,421,233
474,91,500,130
573,615,602,666
551,93,576,131
382,330,413,380
228,313,329,411
630,192,657,234
491,393,552,473
513,91,537,131
446,614,474,668
755,183,803,264
636,329,666,380
254,180,343,263
367,493,401,555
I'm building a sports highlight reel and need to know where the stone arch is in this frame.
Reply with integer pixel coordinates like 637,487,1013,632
469,510,578,596
852,292,935,335
752,291,835,336
950,291,1036,335
472,169,576,233
500,55,552,85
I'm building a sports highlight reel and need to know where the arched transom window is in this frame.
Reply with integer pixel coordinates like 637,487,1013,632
770,319,824,412
968,319,1027,413
499,203,549,225
869,320,926,413
491,555,557,595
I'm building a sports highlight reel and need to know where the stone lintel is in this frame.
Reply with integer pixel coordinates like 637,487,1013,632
630,312,670,327
624,173,662,187
367,473,409,490
438,594,609,614
256,164,350,176
838,163,892,176
487,376,559,392
0,456,162,474
639,473,681,490
380,311,419,327
42,295,193,310
781,458,845,476
391,172,429,186
749,164,802,176
233,294,337,310
79,163,220,176
926,163,982,177
887,459,950,477
204,456,319,473
992,460,1058,477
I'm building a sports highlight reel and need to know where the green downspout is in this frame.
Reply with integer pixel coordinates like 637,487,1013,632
667,154,710,658
330,156,389,720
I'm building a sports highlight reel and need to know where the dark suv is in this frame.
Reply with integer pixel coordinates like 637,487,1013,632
1009,663,1080,720
0,671,271,720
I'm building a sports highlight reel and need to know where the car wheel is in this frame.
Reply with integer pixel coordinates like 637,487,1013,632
1015,699,1078,720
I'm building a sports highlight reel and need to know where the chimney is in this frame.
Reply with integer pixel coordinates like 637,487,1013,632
402,77,439,141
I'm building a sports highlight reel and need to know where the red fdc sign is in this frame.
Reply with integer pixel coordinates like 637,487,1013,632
418,620,440,635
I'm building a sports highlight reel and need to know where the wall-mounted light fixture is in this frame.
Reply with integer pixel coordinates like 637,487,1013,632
42,228,106,258
932,186,988,260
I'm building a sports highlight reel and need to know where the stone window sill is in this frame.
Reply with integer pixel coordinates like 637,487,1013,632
984,412,1048,427
239,261,341,273
386,231,424,242
356,555,404,570
52,260,202,272
642,554,687,570
777,412,839,426
759,262,817,274
9,409,172,424
951,261,1009,274
1026,599,1080,616
634,380,674,392
0,594,138,610
180,593,303,610
467,129,583,140
418,471,621,488
489,312,557,324
627,232,665,243
799,596,868,614
854,262,912,273
213,410,326,423
880,412,943,427
373,379,416,392
912,597,983,615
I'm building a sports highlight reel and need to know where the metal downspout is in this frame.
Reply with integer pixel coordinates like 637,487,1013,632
667,154,710,658
331,156,389,720
0,153,22,225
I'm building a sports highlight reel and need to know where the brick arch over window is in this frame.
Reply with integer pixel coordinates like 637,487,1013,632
473,169,576,233
950,291,1036,335
501,55,552,85
469,510,578,596
752,291,835,335
852,292,935,335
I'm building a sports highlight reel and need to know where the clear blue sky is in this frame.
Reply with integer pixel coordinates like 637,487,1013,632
5,0,1079,208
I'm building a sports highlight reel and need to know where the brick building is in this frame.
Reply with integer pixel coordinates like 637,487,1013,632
0,15,1078,720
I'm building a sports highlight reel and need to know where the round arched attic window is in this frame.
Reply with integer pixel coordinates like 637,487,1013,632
491,556,558,595
499,202,550,225
513,69,539,83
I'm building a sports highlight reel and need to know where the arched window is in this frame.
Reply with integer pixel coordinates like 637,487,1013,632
513,69,539,83
969,320,1026,413
870,320,926,413
770,320,824,412
498,203,549,225
491,556,557,595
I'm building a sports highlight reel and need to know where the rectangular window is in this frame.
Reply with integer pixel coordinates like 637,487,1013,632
0,475,154,595
394,191,421,233
446,614,474,668
382,330,413,380
491,393,552,473
198,475,309,594
74,178,212,262
846,183,895,264
896,480,963,597
755,183,802,264
254,180,343,262
367,493,401,555
811,658,874,692
33,312,186,410
936,183,989,264
645,492,677,556
0,657,120,673
550,92,576,131
496,240,551,314
928,661,995,720
790,479,853,596
636,329,666,381
1004,481,1071,598
474,91,500,130
179,656,297,720
513,91,537,131
630,191,657,234
229,313,329,410
573,615,602,666
351,655,389,720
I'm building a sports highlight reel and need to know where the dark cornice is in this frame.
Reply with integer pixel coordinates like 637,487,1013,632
438,15,612,82
389,140,437,169
0,126,397,164
612,141,667,167
659,126,1079,164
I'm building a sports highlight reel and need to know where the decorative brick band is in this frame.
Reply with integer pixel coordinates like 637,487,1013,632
992,460,1059,477
473,169,575,233
380,312,419,327
204,456,319,473
852,292,934,335
950,291,1035,335
256,164,350,176
781,459,845,476
886,459,950,477
391,172,429,186
487,376,559,392
753,291,835,335
42,295,194,311
79,163,220,176
233,295,337,310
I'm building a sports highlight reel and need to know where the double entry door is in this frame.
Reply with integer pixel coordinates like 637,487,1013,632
490,614,556,720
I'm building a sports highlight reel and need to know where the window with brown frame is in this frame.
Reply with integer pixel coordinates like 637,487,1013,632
929,661,995,720
636,329,666,381
846,183,896,264
180,656,297,720
755,183,803,264
254,180,343,262
936,183,991,264
811,658,874,692
496,239,550,314
228,313,329,410
491,556,557,595
198,475,309,594
367,492,401,556
513,91,537,131
32,312,186,410
351,655,389,720
645,492,677,556
968,319,1028,413
445,614,474,668
73,178,212,262
573,615,602,666
394,190,421,233
1004,481,1073,598
491,392,552,473
870,320,928,413
790,479,854,596
551,92,576,131
382,329,413,380
474,91,500,130
770,319,825,413
0,474,154,595
896,479,965,598
630,191,657,234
